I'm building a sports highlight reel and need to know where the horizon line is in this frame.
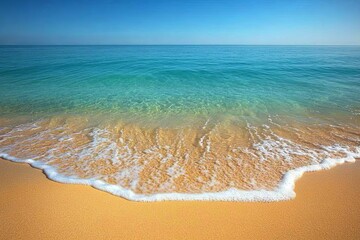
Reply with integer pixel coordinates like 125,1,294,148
1,44,360,47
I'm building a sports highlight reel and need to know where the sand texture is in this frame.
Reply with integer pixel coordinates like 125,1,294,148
1,158,359,240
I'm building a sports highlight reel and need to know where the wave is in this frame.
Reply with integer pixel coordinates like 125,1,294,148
0,116,359,201
0,148,358,201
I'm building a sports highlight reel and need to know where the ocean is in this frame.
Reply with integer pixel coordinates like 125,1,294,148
0,45,359,201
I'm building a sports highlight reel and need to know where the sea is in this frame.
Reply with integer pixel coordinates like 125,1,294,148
0,45,359,201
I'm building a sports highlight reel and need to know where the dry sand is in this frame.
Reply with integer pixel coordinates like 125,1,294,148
0,158,359,240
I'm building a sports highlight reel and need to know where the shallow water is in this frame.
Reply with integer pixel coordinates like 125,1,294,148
0,46,359,201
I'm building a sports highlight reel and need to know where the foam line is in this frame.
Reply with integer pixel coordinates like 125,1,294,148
0,150,358,202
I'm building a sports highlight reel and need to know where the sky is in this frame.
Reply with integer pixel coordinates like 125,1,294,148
0,0,359,45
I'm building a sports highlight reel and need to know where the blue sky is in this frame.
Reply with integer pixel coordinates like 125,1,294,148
0,0,359,45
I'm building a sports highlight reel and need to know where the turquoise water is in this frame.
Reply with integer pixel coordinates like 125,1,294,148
1,45,359,125
1,46,360,201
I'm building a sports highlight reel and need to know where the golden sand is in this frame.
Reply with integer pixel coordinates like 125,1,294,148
0,158,359,239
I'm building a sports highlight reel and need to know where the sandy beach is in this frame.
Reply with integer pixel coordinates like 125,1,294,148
1,158,359,240
1,0,360,239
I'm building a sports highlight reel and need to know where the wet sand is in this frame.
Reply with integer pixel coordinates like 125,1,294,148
1,117,359,199
0,158,359,239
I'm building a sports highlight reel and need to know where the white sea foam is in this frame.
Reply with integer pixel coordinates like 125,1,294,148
1,146,358,202
1,118,359,201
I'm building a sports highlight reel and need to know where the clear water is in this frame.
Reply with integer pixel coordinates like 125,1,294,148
0,46,359,201
1,45,359,123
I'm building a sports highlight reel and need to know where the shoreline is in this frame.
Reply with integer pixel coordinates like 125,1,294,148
1,157,360,239
1,116,359,199
0,149,358,201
